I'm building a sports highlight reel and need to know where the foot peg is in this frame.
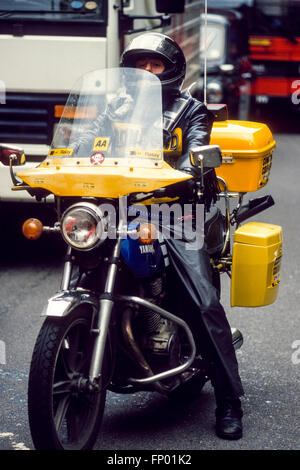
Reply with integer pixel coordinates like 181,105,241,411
231,328,243,351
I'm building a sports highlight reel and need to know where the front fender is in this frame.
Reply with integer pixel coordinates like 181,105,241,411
41,289,99,318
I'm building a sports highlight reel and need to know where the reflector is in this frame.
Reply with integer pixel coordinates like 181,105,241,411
138,223,158,244
54,105,98,119
22,218,43,240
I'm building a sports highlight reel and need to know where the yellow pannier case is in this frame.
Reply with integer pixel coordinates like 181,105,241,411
210,120,276,192
231,222,283,307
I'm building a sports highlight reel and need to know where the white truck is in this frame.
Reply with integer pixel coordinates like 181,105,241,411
0,0,202,200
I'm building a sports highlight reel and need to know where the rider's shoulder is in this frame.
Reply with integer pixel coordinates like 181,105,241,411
181,89,206,108
179,89,210,118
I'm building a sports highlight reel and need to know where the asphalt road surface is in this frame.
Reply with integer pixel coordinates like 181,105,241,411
0,105,300,453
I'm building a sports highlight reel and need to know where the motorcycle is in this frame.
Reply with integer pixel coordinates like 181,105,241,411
0,67,282,450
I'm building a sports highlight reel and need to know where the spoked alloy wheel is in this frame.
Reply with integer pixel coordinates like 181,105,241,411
28,307,106,450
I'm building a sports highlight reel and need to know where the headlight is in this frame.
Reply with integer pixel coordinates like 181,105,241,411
61,202,106,250
207,81,223,103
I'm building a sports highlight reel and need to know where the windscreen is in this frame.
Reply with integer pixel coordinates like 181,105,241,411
50,68,164,168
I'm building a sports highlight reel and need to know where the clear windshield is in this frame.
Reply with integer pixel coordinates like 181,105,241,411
50,68,164,168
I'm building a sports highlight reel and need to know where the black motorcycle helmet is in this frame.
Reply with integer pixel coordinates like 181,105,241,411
121,32,186,96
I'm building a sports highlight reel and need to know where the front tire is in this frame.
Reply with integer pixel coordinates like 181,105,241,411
28,306,106,450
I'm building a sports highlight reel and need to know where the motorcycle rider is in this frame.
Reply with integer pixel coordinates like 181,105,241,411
121,33,244,440
70,32,244,440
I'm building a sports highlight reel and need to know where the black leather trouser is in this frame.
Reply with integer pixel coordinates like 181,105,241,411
164,232,244,400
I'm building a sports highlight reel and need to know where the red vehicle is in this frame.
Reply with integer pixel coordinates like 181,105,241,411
208,0,300,110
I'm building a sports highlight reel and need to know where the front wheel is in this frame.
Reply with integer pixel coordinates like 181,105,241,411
28,306,106,450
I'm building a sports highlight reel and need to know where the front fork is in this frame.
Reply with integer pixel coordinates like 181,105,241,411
59,219,198,390
88,236,122,385
59,236,121,388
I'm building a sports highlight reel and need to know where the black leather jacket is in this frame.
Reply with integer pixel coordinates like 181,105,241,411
163,90,213,168
162,90,219,208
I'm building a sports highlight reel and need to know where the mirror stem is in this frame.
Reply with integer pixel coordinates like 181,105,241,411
198,155,205,194
9,156,22,186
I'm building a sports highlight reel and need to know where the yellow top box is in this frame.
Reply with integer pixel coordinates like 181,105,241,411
210,120,276,193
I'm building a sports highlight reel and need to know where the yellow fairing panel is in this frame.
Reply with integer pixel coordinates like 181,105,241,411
16,159,192,198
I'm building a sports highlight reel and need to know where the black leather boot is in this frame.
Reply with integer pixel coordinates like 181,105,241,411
211,364,243,440
215,398,243,440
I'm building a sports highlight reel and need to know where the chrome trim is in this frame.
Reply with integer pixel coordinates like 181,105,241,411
222,155,234,164
60,246,73,291
61,201,106,251
89,298,114,382
116,295,197,384
121,307,180,394
41,288,99,318
122,308,152,376
217,176,231,256
88,228,123,383
231,327,243,351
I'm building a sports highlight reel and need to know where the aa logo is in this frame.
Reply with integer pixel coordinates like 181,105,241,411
93,137,110,151
164,127,182,158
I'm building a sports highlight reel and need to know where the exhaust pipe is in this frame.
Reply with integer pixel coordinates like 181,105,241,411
231,328,243,351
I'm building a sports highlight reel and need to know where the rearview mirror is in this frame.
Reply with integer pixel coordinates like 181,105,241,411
0,144,26,166
189,145,222,169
